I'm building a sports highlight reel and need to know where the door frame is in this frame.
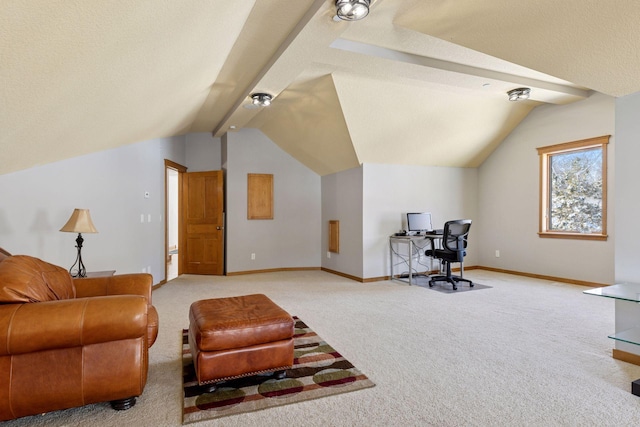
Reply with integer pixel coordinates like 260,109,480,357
164,159,187,282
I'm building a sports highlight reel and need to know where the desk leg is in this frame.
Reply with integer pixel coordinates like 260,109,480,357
389,240,393,281
408,240,413,285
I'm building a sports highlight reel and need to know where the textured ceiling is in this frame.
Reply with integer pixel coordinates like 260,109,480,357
1,0,635,176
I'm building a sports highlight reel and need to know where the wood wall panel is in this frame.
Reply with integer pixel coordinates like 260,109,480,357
247,173,273,220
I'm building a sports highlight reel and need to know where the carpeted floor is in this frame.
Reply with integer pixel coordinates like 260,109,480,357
4,269,640,426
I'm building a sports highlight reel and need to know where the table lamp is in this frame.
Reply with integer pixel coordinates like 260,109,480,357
60,208,98,277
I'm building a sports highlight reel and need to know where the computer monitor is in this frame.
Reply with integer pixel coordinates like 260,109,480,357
406,212,432,233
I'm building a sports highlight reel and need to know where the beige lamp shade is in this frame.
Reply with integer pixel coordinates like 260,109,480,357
60,209,98,233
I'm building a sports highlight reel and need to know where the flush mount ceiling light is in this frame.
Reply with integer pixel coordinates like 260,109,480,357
507,87,531,101
335,0,370,21
250,93,273,107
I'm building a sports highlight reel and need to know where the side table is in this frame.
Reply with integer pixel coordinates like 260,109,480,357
84,270,116,278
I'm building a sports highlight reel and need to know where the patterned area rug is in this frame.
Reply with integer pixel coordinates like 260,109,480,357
182,317,375,424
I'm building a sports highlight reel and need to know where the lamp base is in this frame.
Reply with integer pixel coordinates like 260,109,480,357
68,233,87,278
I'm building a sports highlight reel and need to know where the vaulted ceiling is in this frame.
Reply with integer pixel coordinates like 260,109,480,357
2,0,638,176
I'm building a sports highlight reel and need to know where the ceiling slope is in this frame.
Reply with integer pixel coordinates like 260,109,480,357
214,0,592,174
188,0,318,133
251,75,359,176
333,73,538,168
397,0,640,97
0,0,255,175
3,0,627,176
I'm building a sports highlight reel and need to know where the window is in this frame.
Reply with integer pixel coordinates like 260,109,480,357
537,135,609,240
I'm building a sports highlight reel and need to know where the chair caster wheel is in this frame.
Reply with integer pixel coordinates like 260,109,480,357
452,286,457,290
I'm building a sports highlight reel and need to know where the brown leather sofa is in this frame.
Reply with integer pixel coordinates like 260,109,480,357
0,253,159,421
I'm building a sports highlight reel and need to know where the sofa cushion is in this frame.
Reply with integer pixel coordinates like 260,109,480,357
0,256,75,303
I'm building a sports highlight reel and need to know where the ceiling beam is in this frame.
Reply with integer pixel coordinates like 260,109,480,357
330,38,590,104
212,0,329,137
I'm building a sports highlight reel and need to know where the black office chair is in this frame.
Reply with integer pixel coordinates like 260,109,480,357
425,219,473,290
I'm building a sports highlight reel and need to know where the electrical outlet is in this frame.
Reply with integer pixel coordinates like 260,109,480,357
327,251,331,259
140,214,144,223
495,250,500,258
147,266,151,275
251,253,255,260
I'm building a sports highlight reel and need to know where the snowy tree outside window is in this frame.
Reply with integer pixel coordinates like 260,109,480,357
537,136,609,241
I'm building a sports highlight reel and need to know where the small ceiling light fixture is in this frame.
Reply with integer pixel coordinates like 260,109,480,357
250,93,273,107
507,87,531,101
335,0,370,21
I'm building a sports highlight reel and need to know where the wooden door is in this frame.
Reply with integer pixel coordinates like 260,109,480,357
182,171,224,275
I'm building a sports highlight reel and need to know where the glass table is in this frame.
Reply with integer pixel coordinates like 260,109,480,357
584,284,640,345
584,284,640,395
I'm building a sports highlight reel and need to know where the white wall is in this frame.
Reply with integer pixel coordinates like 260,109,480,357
321,166,364,278
477,92,615,285
320,163,477,281
223,129,321,273
185,132,222,172
362,163,478,279
2,94,617,286
611,91,640,356
0,136,186,284
614,91,640,283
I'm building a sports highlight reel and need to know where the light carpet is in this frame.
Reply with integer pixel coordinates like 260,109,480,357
4,270,640,426
182,317,374,424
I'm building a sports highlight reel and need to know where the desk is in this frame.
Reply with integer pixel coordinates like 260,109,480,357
389,233,442,285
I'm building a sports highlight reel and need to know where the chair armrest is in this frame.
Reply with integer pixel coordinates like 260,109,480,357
74,273,153,303
0,295,147,356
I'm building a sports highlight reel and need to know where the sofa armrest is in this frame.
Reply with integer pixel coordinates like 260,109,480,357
73,273,158,348
74,273,153,303
0,295,147,356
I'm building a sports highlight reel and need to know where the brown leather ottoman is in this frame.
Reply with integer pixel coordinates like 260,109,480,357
188,294,294,386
